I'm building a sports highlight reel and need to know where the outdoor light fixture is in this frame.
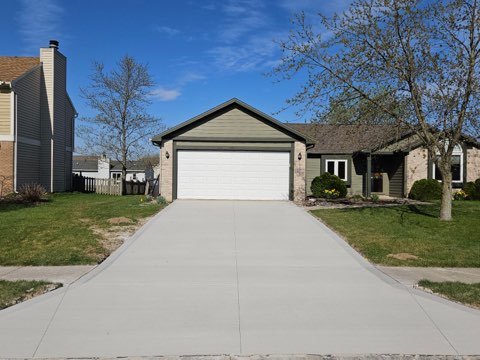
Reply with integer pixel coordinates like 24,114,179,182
298,153,302,160
165,151,170,159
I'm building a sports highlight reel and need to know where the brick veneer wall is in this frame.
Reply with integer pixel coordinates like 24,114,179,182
405,147,428,195
293,141,306,203
159,140,173,202
0,141,14,195
466,147,480,182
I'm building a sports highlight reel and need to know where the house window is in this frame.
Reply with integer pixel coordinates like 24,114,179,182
325,159,348,181
132,173,137,180
432,146,463,183
112,173,121,181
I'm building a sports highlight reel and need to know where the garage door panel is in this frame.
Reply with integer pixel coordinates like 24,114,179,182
177,151,290,200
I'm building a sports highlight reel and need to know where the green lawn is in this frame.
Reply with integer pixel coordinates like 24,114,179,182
0,193,165,266
311,201,480,267
0,280,60,310
418,280,480,308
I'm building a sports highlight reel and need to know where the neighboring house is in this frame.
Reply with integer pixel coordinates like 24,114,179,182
288,124,480,197
152,98,480,202
73,155,154,181
0,40,76,195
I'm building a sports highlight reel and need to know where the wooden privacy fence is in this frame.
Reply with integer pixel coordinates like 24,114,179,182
72,175,146,196
95,178,123,196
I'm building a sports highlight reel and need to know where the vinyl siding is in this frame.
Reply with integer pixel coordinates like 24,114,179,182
306,156,321,195
40,48,53,190
65,97,74,190
0,93,11,135
350,155,365,195
16,142,40,187
53,51,67,191
175,141,291,149
179,107,293,139
388,155,405,197
15,66,41,140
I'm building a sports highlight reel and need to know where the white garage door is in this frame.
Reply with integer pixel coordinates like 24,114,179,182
177,150,290,200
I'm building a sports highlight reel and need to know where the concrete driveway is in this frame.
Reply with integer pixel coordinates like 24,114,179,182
0,200,479,358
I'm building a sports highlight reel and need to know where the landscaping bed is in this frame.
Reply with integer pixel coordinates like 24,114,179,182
0,280,61,310
418,280,480,309
0,193,166,266
311,201,480,267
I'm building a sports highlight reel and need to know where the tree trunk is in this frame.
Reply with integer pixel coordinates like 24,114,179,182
439,167,452,221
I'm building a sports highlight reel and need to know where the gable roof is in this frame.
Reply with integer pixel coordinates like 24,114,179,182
151,98,316,145
73,156,99,171
287,123,409,154
0,57,40,82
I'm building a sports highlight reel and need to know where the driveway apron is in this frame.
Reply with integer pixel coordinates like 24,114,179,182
0,200,478,358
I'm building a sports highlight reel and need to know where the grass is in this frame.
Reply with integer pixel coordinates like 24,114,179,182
311,201,480,267
0,193,165,266
0,280,60,310
418,280,480,308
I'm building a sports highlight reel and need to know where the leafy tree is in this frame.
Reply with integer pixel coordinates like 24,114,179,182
273,0,480,220
79,55,163,180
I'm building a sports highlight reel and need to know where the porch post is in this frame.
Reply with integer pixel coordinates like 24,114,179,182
366,152,372,198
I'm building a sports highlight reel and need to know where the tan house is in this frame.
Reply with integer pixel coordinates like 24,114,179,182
152,98,480,202
0,40,76,195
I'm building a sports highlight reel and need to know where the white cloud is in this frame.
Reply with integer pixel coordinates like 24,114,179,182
177,71,206,86
208,31,285,73
154,25,181,36
218,0,268,43
19,0,63,51
150,87,181,101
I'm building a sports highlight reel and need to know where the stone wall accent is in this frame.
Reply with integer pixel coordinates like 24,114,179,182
293,141,306,203
405,147,428,195
0,141,14,195
159,140,173,202
466,147,480,182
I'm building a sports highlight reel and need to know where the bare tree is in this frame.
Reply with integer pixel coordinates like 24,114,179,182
79,55,163,180
272,0,480,220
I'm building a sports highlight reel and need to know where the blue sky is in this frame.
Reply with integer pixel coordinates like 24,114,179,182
2,0,349,150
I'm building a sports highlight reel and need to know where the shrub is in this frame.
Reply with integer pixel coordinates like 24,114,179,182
408,179,442,201
17,183,46,203
349,194,364,202
463,179,480,200
311,173,347,199
156,195,168,206
453,189,468,200
370,194,380,203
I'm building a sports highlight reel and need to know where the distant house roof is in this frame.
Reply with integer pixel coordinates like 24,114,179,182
286,123,409,154
0,56,40,82
72,156,99,171
111,161,150,172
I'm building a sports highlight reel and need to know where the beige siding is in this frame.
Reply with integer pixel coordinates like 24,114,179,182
466,147,480,182
306,157,321,196
0,93,11,135
406,147,428,194
175,141,291,149
40,48,54,190
180,107,293,139
14,66,41,139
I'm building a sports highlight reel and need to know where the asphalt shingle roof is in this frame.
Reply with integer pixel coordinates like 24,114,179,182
0,57,40,82
286,123,405,153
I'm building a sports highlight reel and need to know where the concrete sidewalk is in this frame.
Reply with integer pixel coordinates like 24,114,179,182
377,266,480,286
0,265,96,285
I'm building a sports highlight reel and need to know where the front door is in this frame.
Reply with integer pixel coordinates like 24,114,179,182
371,158,384,193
